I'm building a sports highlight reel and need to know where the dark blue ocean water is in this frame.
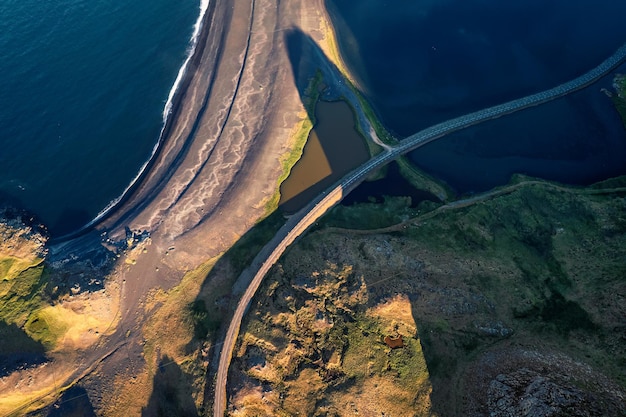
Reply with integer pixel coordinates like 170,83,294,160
326,0,626,194
0,0,200,235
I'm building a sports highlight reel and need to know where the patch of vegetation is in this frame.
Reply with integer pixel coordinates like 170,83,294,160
0,218,50,338
321,195,420,230
187,299,220,341
0,257,30,281
403,182,622,376
1,250,118,353
226,210,285,274
24,308,69,349
0,262,46,325
231,259,432,416
396,156,453,202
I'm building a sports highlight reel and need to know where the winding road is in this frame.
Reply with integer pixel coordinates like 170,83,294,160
213,43,626,416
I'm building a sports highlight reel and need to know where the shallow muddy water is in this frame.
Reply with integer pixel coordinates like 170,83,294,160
279,100,369,212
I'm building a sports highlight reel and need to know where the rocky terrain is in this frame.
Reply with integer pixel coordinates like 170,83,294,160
0,208,47,263
228,178,626,416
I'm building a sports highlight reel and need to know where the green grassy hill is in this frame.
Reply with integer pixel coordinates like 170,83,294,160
229,177,626,416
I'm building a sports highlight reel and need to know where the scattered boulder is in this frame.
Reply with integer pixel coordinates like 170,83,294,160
487,368,596,417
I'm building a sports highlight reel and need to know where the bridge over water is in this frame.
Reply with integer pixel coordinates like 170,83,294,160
394,42,626,156
214,43,626,416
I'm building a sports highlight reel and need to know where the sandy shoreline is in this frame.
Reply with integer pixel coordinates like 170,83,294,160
84,0,356,269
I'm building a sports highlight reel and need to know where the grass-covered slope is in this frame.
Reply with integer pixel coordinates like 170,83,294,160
0,215,49,375
0,217,47,324
229,178,626,416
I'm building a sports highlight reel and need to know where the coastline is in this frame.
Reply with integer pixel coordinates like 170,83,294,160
52,0,379,245
316,4,358,88
53,0,213,242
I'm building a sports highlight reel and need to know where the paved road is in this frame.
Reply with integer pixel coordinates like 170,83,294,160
213,43,626,416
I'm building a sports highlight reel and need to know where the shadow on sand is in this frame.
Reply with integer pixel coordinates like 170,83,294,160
45,386,97,417
142,356,199,417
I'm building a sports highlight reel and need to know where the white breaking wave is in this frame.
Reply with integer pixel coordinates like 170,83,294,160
74,0,211,236
162,0,211,122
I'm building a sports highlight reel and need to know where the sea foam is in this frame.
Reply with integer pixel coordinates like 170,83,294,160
162,0,210,122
